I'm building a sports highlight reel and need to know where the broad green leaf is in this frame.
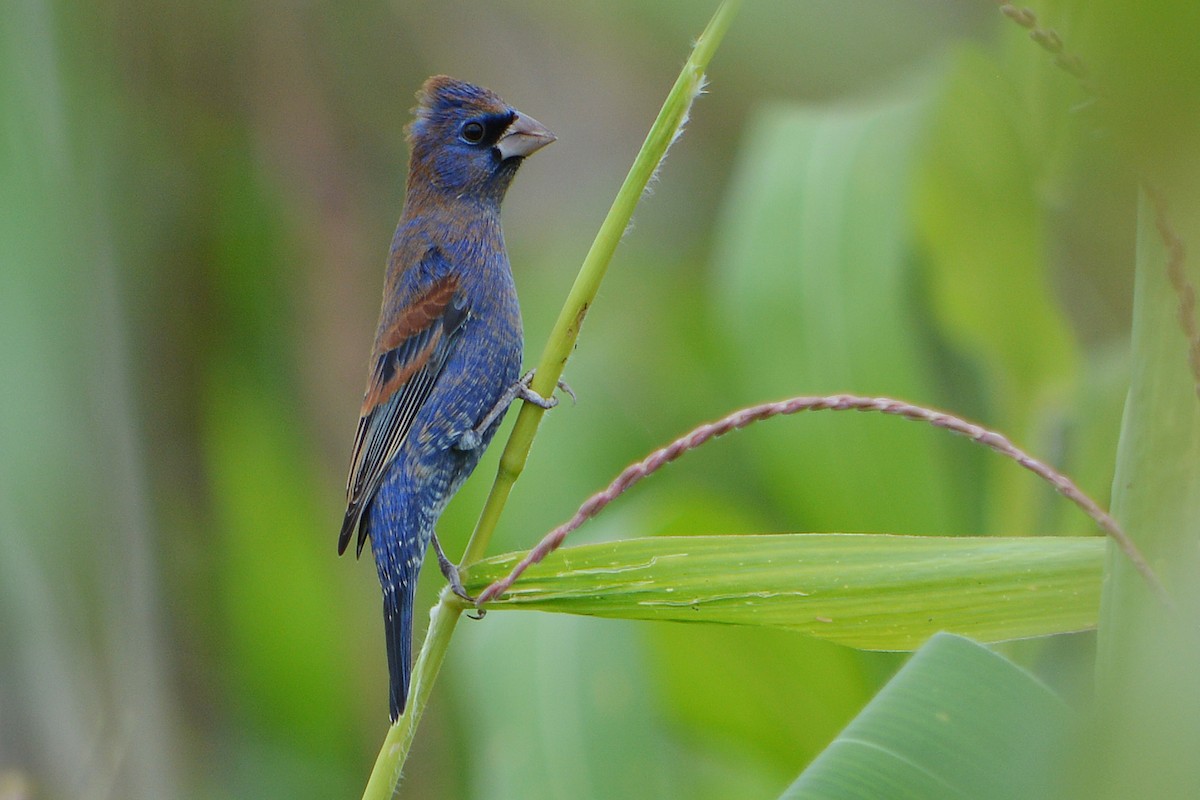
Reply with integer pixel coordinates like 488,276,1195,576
709,90,970,537
781,633,1070,800
463,533,1103,648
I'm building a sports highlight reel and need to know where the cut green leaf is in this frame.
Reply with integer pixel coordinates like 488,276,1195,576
463,533,1103,648
780,633,1071,800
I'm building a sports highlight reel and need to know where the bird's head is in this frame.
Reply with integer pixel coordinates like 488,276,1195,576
407,75,555,203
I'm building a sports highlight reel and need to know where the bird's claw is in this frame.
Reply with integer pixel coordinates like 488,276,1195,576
431,533,475,600
516,382,556,409
556,379,578,405
514,370,576,409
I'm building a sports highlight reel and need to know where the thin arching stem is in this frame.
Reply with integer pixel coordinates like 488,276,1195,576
476,394,1170,608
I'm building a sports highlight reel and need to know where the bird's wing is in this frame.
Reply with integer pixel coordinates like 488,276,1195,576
339,265,468,557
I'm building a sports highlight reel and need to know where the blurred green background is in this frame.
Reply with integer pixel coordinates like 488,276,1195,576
3,1,1185,798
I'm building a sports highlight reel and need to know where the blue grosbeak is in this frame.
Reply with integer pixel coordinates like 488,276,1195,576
339,76,555,720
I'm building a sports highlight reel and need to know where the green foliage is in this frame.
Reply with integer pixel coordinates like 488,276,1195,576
782,633,1071,800
6,1,1200,798
205,374,357,768
914,43,1082,537
712,90,968,536
914,48,1077,417
455,613,685,800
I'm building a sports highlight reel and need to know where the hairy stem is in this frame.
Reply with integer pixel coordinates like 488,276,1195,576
460,0,742,567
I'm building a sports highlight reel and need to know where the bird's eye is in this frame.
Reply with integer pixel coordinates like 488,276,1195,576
460,121,486,144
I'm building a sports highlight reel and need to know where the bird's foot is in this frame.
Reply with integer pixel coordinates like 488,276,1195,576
514,369,576,409
458,370,576,451
431,533,486,619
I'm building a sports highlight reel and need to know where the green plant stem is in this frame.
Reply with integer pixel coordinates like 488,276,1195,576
358,3,741,797
360,595,460,800
1083,188,1200,800
1100,188,1199,670
461,0,742,567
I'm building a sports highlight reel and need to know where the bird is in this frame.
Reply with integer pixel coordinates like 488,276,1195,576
339,75,556,721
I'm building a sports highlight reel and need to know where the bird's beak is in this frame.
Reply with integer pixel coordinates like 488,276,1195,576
495,113,556,160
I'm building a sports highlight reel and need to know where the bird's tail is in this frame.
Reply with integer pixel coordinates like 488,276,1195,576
374,527,427,721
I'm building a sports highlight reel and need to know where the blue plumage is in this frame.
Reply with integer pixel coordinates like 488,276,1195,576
339,76,554,720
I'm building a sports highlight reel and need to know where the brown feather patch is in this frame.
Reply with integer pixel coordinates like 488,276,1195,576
381,276,460,350
361,333,441,414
